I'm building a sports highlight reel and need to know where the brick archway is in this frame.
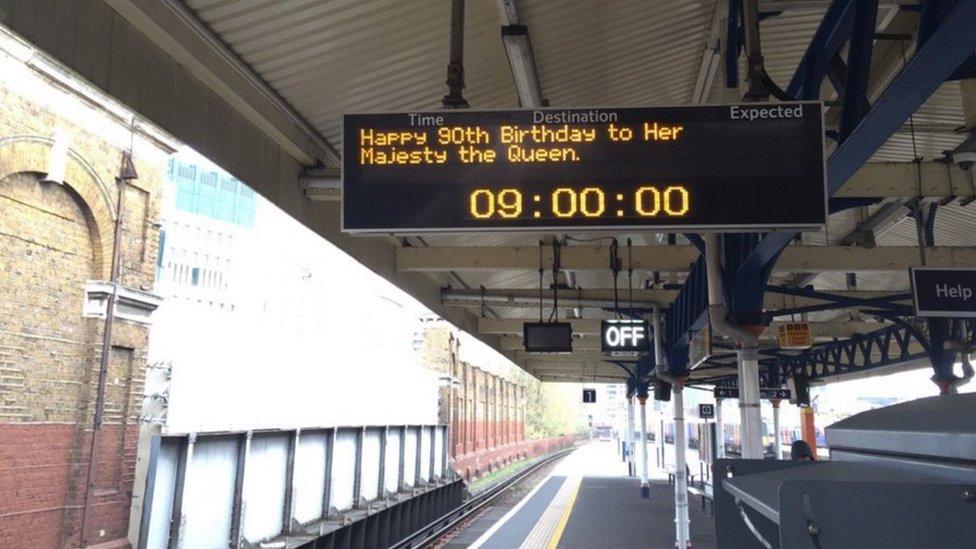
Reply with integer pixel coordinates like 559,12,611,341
0,136,115,279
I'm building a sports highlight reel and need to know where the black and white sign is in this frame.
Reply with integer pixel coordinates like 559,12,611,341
910,267,976,318
713,387,791,400
698,403,715,419
601,319,650,357
583,389,597,403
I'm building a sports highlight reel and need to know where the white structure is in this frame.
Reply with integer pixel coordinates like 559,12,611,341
148,152,438,433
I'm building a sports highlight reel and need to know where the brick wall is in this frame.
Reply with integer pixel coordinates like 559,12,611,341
419,325,533,479
0,58,166,548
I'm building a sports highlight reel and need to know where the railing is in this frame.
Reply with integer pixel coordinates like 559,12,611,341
139,425,450,548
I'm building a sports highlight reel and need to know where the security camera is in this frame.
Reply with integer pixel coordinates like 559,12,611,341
950,133,976,171
955,150,976,171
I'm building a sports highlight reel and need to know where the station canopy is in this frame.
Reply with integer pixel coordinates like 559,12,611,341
34,0,972,382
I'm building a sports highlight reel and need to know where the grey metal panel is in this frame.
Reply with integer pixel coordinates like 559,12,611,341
242,434,288,542
361,428,382,502
146,439,180,549
181,436,238,548
384,428,401,495
829,449,976,483
779,480,976,548
433,426,444,478
418,426,431,483
294,431,328,523
826,393,976,462
403,428,417,488
723,462,952,525
330,429,358,511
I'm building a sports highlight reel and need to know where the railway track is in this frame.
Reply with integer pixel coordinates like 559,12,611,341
389,448,575,549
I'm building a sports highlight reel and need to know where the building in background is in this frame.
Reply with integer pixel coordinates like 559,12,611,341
417,319,577,478
0,32,170,548
148,153,440,433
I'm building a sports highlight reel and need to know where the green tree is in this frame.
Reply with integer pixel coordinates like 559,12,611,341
515,372,587,439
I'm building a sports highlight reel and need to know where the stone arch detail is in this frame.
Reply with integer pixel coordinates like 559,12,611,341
0,136,116,279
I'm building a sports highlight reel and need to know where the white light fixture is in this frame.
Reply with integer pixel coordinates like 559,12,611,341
41,128,69,185
501,29,543,108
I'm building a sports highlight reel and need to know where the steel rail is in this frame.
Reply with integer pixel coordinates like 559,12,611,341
389,447,575,549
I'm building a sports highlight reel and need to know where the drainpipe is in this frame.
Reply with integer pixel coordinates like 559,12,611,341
80,152,136,546
703,234,764,459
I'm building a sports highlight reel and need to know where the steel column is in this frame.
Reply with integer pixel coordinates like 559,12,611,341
398,426,406,491
801,404,818,457
839,0,878,141
414,427,423,486
230,432,252,548
283,430,299,532
626,390,636,476
322,429,336,517
638,387,650,498
673,380,690,548
772,399,783,459
353,428,364,507
715,398,725,458
738,347,764,458
168,434,194,549
378,427,388,497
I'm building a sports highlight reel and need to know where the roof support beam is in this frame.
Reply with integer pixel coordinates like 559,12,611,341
837,162,975,198
400,245,976,272
448,288,907,310
481,317,889,338
495,0,544,108
496,320,889,350
104,0,338,166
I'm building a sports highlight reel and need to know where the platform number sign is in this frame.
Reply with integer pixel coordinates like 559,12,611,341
583,389,597,403
699,403,715,419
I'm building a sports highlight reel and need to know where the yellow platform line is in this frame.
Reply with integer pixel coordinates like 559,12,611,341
546,478,582,549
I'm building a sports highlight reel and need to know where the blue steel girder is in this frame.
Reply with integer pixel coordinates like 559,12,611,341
626,375,638,398
726,0,743,88
759,317,976,383
839,0,878,141
727,0,976,317
918,0,976,80
786,0,858,100
772,324,923,379
667,0,976,381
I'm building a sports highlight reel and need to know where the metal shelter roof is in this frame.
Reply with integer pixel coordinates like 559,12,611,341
181,0,973,383
5,0,971,384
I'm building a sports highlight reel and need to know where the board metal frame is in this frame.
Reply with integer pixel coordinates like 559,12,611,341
341,102,828,235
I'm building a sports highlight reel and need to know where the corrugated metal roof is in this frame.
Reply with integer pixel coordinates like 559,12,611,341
520,0,711,106
187,0,517,147
180,0,975,379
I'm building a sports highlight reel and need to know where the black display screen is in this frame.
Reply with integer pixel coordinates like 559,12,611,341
342,103,825,233
523,322,573,353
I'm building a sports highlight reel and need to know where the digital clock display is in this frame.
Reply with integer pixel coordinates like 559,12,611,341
342,103,825,233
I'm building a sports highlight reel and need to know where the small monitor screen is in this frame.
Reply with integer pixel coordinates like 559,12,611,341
523,322,573,353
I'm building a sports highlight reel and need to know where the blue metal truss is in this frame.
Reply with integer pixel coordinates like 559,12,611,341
769,319,976,381
664,0,976,384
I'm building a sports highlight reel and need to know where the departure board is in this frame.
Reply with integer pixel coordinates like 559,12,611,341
342,103,825,233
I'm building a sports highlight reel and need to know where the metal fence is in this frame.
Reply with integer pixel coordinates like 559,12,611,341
139,425,451,548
